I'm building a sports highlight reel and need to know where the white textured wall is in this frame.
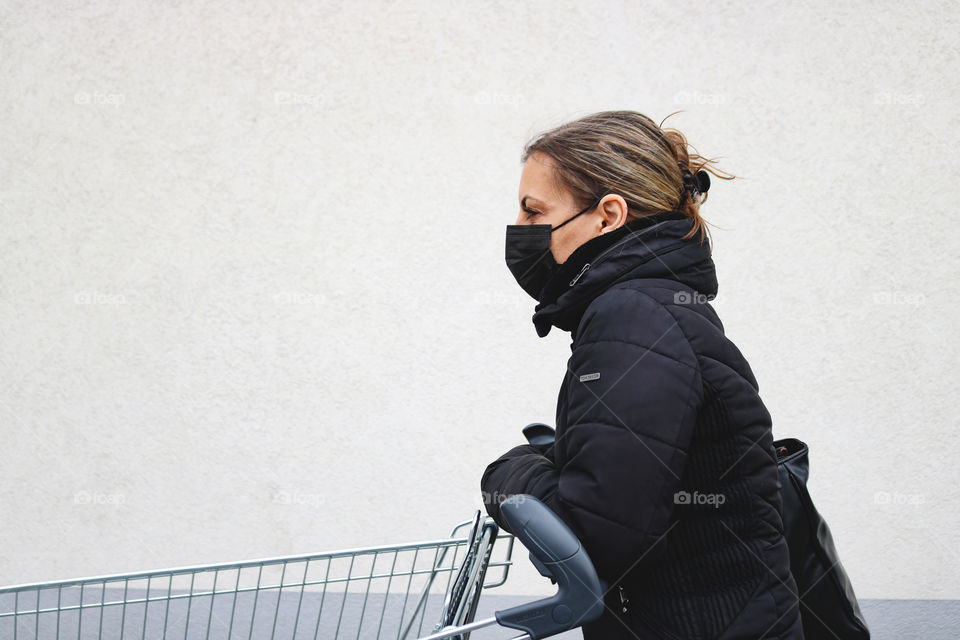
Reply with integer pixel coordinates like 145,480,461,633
1,0,957,601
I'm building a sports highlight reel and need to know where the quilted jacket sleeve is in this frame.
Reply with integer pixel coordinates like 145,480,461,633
481,288,703,581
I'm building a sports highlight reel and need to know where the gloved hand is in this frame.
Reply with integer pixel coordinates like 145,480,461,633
481,441,558,532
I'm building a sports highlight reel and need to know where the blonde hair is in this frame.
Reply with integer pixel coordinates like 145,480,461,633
521,110,735,247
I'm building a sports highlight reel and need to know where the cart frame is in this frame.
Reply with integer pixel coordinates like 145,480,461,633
0,513,512,640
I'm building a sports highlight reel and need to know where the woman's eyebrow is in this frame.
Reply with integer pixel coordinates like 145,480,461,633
521,195,545,207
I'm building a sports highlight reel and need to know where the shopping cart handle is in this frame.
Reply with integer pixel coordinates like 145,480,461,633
522,423,556,447
494,494,605,639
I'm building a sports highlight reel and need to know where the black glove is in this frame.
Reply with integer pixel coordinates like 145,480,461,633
480,443,558,533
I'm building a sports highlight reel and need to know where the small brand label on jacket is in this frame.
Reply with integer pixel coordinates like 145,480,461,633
579,372,601,382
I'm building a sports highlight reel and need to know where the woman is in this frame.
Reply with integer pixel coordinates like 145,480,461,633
481,110,803,640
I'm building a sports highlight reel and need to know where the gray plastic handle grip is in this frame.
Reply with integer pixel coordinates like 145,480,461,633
494,495,605,639
521,423,556,447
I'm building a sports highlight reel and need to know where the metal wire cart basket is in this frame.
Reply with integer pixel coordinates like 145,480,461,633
0,496,606,640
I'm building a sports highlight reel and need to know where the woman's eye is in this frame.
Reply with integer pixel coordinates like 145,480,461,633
524,208,540,219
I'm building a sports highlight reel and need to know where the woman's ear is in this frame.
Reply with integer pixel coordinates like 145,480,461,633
597,194,629,234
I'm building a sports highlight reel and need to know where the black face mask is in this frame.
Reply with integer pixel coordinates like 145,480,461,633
505,196,603,301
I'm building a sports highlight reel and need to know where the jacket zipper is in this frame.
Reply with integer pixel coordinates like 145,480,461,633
569,262,590,286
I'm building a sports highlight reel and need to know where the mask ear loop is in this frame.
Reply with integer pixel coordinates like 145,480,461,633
550,193,608,231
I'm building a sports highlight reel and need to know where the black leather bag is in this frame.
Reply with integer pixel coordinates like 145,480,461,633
773,438,870,639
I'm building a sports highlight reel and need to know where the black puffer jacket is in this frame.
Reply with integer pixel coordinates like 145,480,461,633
482,212,803,640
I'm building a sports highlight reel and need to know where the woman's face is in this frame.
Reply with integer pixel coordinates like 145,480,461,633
516,152,628,264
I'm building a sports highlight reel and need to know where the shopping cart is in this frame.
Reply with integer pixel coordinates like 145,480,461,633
0,495,605,640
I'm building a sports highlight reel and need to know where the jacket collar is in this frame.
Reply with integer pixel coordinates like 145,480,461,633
531,211,719,338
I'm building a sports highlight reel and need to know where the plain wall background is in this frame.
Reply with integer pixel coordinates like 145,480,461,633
1,0,957,601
